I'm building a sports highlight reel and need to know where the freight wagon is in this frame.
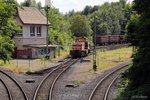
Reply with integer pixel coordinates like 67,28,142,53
95,35,126,45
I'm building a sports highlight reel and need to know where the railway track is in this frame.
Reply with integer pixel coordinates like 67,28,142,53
104,76,119,100
0,70,28,100
33,58,79,100
88,62,130,100
0,78,12,100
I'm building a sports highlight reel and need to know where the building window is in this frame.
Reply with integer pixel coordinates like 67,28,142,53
37,26,41,36
30,26,35,36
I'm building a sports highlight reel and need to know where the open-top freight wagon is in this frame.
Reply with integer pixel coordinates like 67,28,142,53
95,35,126,45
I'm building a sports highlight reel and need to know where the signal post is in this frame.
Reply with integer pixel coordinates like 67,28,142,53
93,16,97,71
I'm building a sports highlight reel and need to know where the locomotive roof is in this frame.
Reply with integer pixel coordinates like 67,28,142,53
73,42,85,45
75,37,89,42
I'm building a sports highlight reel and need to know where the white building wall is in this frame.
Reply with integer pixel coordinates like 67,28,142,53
23,38,46,45
14,16,22,25
14,38,24,49
23,25,47,45
14,14,48,50
14,24,47,49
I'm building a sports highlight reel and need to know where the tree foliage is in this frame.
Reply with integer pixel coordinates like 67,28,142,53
48,8,73,50
82,6,92,15
0,36,14,63
0,0,20,63
21,0,41,9
89,0,131,35
82,5,99,15
70,15,92,37
115,0,150,99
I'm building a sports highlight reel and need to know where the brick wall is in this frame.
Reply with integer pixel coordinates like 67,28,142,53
16,49,32,58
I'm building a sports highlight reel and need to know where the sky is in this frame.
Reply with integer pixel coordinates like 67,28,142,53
17,0,133,13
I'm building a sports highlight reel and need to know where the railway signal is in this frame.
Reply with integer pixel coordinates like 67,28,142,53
93,16,97,71
45,0,51,59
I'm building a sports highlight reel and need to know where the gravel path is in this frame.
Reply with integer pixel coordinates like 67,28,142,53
52,60,130,100
11,73,44,100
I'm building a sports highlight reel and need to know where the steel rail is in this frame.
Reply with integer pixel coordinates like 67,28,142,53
32,67,58,100
104,76,119,100
0,70,28,100
32,58,78,100
48,59,78,100
88,63,130,100
0,78,13,100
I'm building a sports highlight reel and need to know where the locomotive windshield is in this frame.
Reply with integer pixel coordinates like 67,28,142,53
72,44,83,46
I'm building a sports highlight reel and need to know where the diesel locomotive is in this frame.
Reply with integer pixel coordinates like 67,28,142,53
70,38,90,58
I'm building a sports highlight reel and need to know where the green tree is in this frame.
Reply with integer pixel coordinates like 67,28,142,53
37,2,42,9
70,15,92,37
47,8,73,50
0,36,15,63
67,10,75,17
0,0,20,63
21,0,41,8
90,5,99,14
90,1,130,35
115,0,150,99
82,5,92,15
21,0,31,7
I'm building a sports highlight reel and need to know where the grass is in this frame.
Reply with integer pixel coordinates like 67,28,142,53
1,59,48,73
0,60,4,66
50,49,69,62
73,80,83,87
0,47,132,73
90,47,132,71
0,49,69,73
113,78,130,100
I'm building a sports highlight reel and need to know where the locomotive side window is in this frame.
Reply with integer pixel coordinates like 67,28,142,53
72,44,82,46
85,42,88,48
85,42,88,47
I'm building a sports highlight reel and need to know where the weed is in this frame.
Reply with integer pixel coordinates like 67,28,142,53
73,80,82,87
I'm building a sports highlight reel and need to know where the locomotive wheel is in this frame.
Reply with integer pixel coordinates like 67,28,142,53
88,50,91,53
81,52,86,57
81,52,84,57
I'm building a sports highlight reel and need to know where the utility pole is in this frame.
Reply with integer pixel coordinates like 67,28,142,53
93,16,97,71
45,0,51,59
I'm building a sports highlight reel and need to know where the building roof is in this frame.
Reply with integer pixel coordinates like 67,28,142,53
17,7,50,25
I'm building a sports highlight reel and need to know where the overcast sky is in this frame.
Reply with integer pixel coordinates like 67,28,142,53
17,0,133,13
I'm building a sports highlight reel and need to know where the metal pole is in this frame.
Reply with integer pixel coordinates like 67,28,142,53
17,58,18,68
16,51,18,69
46,6,49,59
29,58,30,72
93,16,97,71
